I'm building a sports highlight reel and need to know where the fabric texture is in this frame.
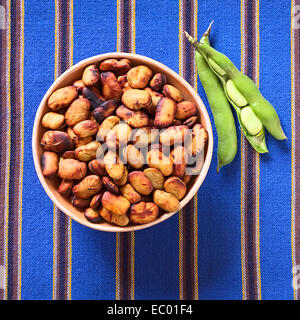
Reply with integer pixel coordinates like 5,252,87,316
0,0,298,300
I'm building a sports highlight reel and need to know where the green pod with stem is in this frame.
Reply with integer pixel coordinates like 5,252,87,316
193,40,287,141
185,29,268,154
194,24,237,171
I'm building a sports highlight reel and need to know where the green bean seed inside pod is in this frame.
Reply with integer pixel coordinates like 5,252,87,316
240,106,263,136
225,80,248,107
208,57,226,76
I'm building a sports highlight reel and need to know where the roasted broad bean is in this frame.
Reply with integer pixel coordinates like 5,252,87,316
163,84,182,102
128,171,153,195
72,175,102,199
58,158,87,180
127,65,153,89
48,86,78,111
153,190,180,212
42,151,59,177
175,101,197,120
100,71,122,100
84,207,101,223
65,97,91,127
129,202,159,224
75,140,100,162
42,112,65,129
121,88,152,111
73,120,98,138
119,183,142,204
149,73,167,92
99,58,131,76
101,191,130,216
154,97,176,128
164,176,187,200
41,130,73,153
82,64,100,87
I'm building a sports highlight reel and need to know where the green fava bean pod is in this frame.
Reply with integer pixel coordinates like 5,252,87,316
193,25,237,172
195,41,287,141
186,29,268,154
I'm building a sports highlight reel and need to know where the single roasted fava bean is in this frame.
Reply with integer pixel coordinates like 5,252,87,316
154,97,177,129
149,73,167,92
116,105,149,128
132,127,159,147
75,141,101,162
121,88,152,111
101,191,130,216
143,168,164,190
71,196,91,209
188,124,208,157
129,202,159,224
41,151,59,177
128,171,153,195
67,127,93,148
111,123,132,146
73,80,85,93
82,86,105,110
164,176,187,200
72,175,102,199
104,151,125,180
171,146,188,178
62,150,75,159
88,159,107,176
102,176,119,194
84,207,101,223
163,84,183,102
42,112,65,129
159,125,190,146
73,120,98,138
175,101,198,120
146,149,173,176
48,86,78,111
65,97,91,127
82,64,100,87
58,158,87,180
100,71,122,100
113,166,128,186
127,65,153,89
153,190,180,212
99,207,130,226
90,192,104,209
119,183,142,204
41,130,73,153
124,145,145,169
93,99,119,123
58,179,74,197
97,116,120,142
99,58,131,76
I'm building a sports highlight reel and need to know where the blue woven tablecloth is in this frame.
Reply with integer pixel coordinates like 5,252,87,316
0,0,298,300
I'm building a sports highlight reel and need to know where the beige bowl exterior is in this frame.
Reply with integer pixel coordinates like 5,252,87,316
32,52,213,232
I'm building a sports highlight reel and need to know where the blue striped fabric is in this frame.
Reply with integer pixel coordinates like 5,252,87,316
0,0,296,300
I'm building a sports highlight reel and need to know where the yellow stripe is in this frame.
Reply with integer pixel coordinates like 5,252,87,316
18,0,25,300
4,0,12,300
240,0,247,300
290,0,297,300
255,0,262,300
116,0,120,52
178,209,184,300
178,0,184,300
67,0,73,301
193,0,199,300
115,233,120,300
130,0,135,300
52,204,57,300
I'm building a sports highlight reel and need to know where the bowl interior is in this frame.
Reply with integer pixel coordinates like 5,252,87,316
32,52,213,232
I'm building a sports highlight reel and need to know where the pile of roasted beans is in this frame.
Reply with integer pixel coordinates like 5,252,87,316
40,58,208,226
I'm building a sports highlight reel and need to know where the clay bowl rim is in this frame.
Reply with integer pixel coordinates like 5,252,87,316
32,52,213,232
